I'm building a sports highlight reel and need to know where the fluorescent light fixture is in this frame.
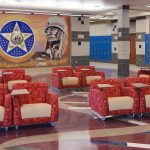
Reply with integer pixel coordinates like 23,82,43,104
94,5,101,8
0,0,111,14
57,1,102,11
90,15,105,19
5,11,31,14
90,20,96,22
107,12,114,15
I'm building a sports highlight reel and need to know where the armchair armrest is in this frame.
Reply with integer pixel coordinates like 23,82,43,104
50,73,62,89
89,89,109,116
122,87,138,97
139,87,150,95
4,94,12,126
24,75,31,82
95,71,105,78
4,94,12,108
137,87,150,113
46,92,58,121
0,76,4,83
74,71,81,78
74,72,82,86
13,96,22,125
122,87,139,114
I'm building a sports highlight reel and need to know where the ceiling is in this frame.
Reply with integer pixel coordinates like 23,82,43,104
1,0,150,20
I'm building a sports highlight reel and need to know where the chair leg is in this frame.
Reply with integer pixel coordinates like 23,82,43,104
128,114,135,118
15,125,19,130
49,122,55,127
92,110,106,121
139,113,143,117
100,116,106,121
5,127,8,131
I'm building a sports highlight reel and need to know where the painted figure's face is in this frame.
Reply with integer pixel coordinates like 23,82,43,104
45,26,62,42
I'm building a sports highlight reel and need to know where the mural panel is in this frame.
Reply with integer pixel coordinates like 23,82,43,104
0,14,70,68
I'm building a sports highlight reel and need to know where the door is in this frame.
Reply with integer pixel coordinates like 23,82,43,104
130,33,136,64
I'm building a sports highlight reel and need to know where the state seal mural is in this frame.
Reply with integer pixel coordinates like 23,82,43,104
0,14,70,68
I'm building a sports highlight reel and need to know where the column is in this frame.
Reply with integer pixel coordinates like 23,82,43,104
71,16,90,68
118,5,130,77
111,20,118,63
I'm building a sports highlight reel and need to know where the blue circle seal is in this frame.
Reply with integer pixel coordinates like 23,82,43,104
0,20,34,58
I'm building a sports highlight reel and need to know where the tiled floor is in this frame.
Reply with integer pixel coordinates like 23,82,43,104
0,62,150,150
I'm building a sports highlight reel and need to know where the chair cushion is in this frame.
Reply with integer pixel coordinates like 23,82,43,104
62,77,79,86
86,76,102,84
8,80,27,90
21,103,51,119
139,74,150,78
145,95,150,107
0,106,4,121
108,96,133,111
57,69,66,72
80,68,91,71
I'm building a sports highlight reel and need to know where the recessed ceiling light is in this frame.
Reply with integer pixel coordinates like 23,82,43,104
0,0,108,13
107,12,114,15
90,20,96,23
15,0,22,2
94,5,101,8
145,5,150,7
90,15,105,19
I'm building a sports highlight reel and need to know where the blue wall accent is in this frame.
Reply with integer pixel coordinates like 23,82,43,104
145,34,150,65
90,36,112,61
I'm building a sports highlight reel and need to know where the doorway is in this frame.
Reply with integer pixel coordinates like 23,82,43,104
130,33,136,64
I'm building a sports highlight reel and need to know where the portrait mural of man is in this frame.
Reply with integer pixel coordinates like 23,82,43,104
45,17,67,60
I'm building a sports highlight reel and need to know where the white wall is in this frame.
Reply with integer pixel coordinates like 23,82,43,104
136,19,146,33
90,21,136,35
90,22,111,36
146,15,150,34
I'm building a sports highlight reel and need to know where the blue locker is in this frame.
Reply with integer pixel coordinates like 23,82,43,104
90,36,112,61
145,34,150,65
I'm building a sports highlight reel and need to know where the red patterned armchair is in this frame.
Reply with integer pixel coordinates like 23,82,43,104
137,68,150,78
75,66,105,87
0,84,12,130
0,68,31,91
12,82,58,129
89,78,138,120
138,86,150,115
123,77,150,116
123,77,150,87
50,66,81,90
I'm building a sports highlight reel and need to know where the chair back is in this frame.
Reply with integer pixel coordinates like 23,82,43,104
75,66,95,75
13,82,48,105
137,69,150,77
2,69,25,83
52,66,74,77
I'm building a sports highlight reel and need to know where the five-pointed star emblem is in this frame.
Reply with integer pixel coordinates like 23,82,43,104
1,22,32,53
